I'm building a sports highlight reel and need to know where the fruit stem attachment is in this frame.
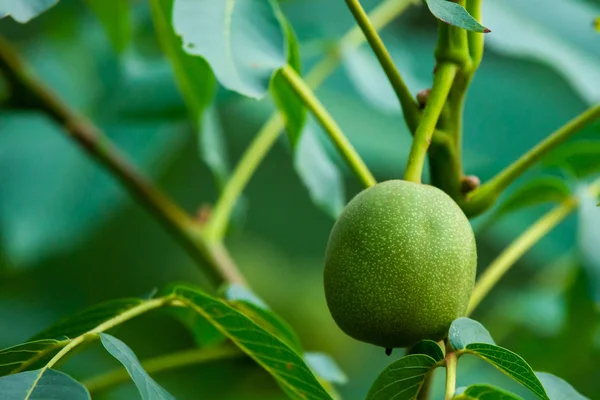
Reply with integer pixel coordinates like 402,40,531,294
344,0,421,131
467,177,600,315
205,0,413,240
280,65,377,188
404,62,458,183
465,104,600,217
444,353,457,400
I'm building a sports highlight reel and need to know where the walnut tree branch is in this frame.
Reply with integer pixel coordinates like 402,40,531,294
0,35,246,287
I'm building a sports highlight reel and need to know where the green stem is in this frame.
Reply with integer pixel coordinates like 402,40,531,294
466,0,485,71
204,0,414,239
467,178,600,315
428,123,463,199
31,296,172,383
0,35,246,288
344,0,420,131
84,345,243,394
404,63,458,183
10,340,70,374
280,65,377,188
342,0,418,48
465,105,600,216
467,199,577,315
428,0,486,200
204,115,283,241
444,353,457,400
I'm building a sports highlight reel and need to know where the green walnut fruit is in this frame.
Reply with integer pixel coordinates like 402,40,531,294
324,180,476,349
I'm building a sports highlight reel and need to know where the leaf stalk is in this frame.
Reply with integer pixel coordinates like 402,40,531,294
205,0,416,237
464,104,600,217
404,62,458,183
467,177,600,315
344,0,421,131
280,65,377,188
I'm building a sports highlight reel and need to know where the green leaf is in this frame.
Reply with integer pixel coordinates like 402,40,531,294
449,318,496,350
99,333,175,400
171,285,333,400
225,285,304,355
483,1,600,103
164,306,226,347
535,372,589,400
85,0,131,52
464,343,549,400
172,0,287,99
0,340,65,377
543,141,600,179
455,384,521,399
0,368,90,399
425,0,489,33
272,17,306,147
366,354,436,400
495,177,571,217
304,352,348,385
294,122,345,219
30,298,144,341
225,284,268,308
150,0,216,121
0,0,58,23
409,339,444,362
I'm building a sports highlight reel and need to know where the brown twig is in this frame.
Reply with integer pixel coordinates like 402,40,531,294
0,35,246,288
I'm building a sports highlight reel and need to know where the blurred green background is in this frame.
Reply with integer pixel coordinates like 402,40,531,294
1,0,599,399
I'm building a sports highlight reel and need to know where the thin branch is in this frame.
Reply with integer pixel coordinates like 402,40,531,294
404,62,458,183
342,0,419,49
0,35,246,287
467,177,600,315
40,297,173,376
467,200,576,315
345,0,421,131
206,0,415,239
280,65,377,188
466,104,600,216
83,345,243,394
444,353,457,400
204,116,283,241
10,340,70,374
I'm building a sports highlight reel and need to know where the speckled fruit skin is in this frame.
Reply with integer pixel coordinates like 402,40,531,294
324,180,477,349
